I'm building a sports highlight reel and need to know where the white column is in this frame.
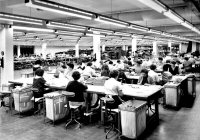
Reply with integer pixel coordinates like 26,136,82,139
131,38,137,56
153,41,158,56
102,44,106,52
17,45,21,57
75,43,79,57
42,43,47,59
122,45,126,51
168,42,172,53
93,31,101,63
0,26,14,84
179,43,182,53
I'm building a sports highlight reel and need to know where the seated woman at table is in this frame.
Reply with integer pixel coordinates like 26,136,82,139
182,57,193,73
104,70,124,109
33,59,42,75
32,68,49,98
148,64,160,85
170,61,179,75
132,60,142,75
101,64,110,77
82,62,97,79
66,71,88,116
64,63,74,81
137,69,154,85
161,64,173,85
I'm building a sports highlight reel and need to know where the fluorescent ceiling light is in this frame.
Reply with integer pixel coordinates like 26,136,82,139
0,13,43,25
137,0,167,13
95,16,129,27
25,0,93,20
128,24,149,32
181,21,193,29
148,29,162,35
114,32,131,37
47,21,85,31
162,32,172,37
55,30,83,36
163,10,184,23
13,25,54,32
85,33,105,37
89,28,114,35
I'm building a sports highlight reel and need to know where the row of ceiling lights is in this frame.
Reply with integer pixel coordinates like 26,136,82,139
24,0,200,43
0,0,198,43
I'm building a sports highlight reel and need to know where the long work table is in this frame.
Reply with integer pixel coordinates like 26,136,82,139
9,77,163,127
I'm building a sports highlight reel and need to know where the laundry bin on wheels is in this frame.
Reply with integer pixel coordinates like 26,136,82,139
44,91,68,124
187,74,196,97
164,82,182,108
119,100,147,139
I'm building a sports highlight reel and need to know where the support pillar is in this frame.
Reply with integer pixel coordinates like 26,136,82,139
0,26,14,84
102,44,106,52
168,42,172,53
17,45,21,57
93,31,101,63
131,38,137,56
153,41,158,56
75,43,79,57
179,43,182,53
42,43,47,59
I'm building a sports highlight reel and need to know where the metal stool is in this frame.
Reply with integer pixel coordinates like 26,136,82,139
100,97,120,139
65,101,84,129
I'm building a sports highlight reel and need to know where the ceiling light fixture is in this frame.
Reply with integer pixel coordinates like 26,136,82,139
163,10,184,24
47,21,86,31
181,21,193,29
128,24,149,32
55,30,83,36
137,0,167,13
0,13,43,25
148,29,162,35
88,28,114,35
25,0,93,20
13,25,54,32
85,33,106,38
95,16,129,27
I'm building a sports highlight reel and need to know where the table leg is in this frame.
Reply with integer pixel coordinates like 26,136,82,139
154,96,159,124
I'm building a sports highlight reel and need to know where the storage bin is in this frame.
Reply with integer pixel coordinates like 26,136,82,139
12,86,34,112
164,83,181,107
44,91,68,122
119,100,147,139
187,75,195,97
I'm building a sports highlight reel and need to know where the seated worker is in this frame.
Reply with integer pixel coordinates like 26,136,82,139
133,60,143,75
104,70,124,109
127,57,133,66
137,69,154,85
64,63,74,81
148,64,160,85
33,59,42,75
66,71,88,116
162,64,173,85
183,57,193,73
156,57,164,70
164,59,172,72
101,64,110,77
82,62,97,79
170,61,179,75
32,68,48,98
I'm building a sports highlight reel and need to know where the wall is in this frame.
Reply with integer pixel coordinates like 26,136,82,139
180,43,188,53
34,45,90,56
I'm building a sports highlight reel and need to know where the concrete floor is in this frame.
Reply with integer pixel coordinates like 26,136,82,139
0,71,200,140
